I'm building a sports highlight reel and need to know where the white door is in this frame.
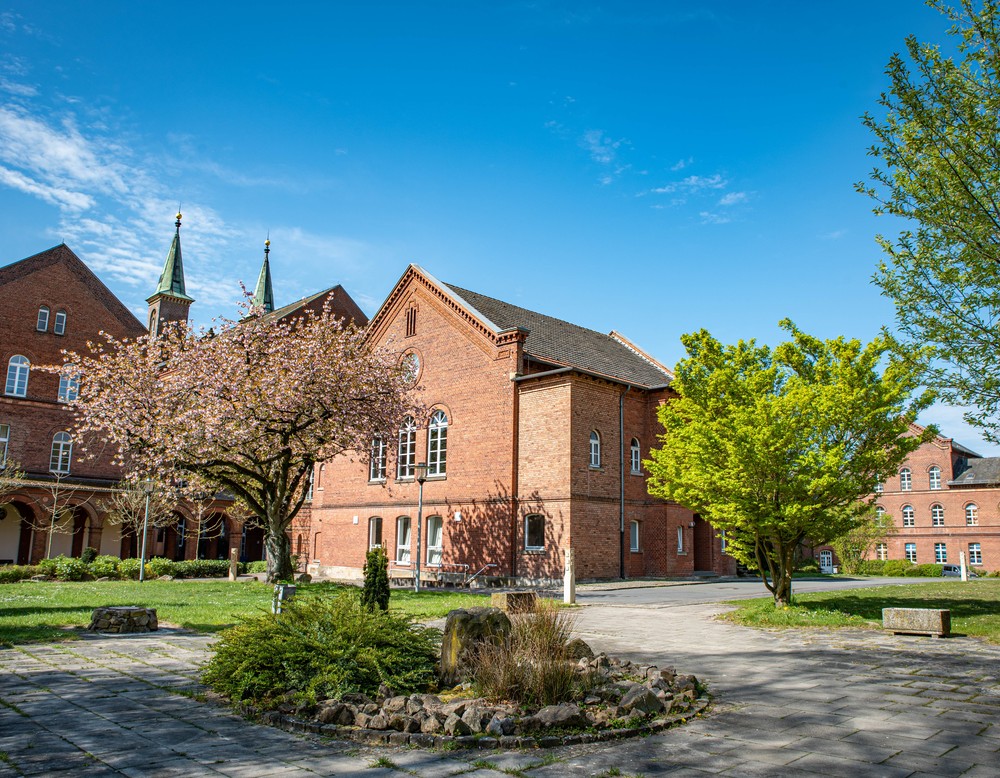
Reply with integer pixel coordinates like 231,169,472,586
819,550,833,574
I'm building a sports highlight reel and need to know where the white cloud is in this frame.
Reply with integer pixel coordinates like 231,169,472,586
0,76,36,96
718,191,747,206
671,157,693,171
580,129,626,165
699,211,731,225
821,229,846,240
681,174,726,190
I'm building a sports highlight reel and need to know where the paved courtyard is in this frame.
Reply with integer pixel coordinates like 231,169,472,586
1,595,998,777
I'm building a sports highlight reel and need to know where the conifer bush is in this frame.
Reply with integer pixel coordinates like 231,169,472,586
361,546,390,611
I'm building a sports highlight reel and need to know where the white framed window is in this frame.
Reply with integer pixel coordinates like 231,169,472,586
397,416,416,479
524,514,544,550
899,468,911,491
58,373,79,403
931,504,944,527
426,515,443,566
305,469,314,501
929,466,941,490
629,519,640,552
677,526,684,553
50,431,72,474
317,463,325,490
589,430,601,468
36,306,49,331
874,481,884,494
935,543,947,564
395,516,411,563
427,410,448,476
905,542,917,563
0,423,9,465
969,543,982,566
720,529,727,553
876,543,888,561
875,505,885,519
368,516,382,549
966,503,979,526
53,310,66,336
902,505,914,527
630,438,641,474
369,436,386,481
5,356,29,397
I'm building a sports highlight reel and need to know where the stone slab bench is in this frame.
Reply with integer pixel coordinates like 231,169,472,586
88,606,158,634
491,591,538,613
883,607,950,638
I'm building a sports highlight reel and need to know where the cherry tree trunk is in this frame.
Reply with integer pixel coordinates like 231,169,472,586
265,529,294,583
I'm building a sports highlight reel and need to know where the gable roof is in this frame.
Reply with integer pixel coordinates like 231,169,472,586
0,244,145,333
443,282,673,389
268,285,368,326
948,456,1000,486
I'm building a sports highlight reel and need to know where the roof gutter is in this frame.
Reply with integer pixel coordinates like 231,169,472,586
513,366,669,389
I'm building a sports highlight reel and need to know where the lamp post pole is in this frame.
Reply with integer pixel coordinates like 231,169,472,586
415,462,428,593
138,479,155,583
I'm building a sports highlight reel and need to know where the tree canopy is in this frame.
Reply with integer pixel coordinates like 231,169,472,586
859,0,1000,440
63,301,412,581
645,321,933,606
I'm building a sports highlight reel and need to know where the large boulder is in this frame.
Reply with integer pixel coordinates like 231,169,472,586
439,607,512,686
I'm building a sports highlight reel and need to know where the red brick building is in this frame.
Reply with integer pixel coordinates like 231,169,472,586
309,265,736,584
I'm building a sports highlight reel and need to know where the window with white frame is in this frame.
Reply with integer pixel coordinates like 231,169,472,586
53,310,67,336
525,514,544,550
397,416,416,479
57,373,79,403
50,431,72,474
317,463,325,490
929,465,941,490
369,436,386,481
875,505,885,519
905,542,917,562
36,306,49,331
969,542,982,566
427,410,448,476
902,505,914,527
629,519,640,552
368,516,382,549
426,515,443,566
677,526,684,553
935,542,947,563
395,516,411,563
931,504,944,527
589,430,601,468
305,469,314,501
899,468,912,491
5,356,29,397
720,529,727,553
876,542,888,561
0,423,8,465
966,503,979,526
875,480,884,494
630,438,641,474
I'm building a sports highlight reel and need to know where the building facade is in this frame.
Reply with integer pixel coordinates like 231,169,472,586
309,265,736,584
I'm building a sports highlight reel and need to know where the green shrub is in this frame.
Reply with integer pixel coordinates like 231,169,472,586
905,563,943,577
796,558,821,574
173,559,231,578
88,555,121,578
883,559,914,577
37,558,58,577
202,592,439,706
80,547,98,564
53,555,90,581
246,561,267,574
0,565,40,583
858,559,885,575
361,546,390,611
144,557,177,578
118,558,142,580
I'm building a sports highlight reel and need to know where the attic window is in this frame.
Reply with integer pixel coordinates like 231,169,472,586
53,310,67,336
37,306,49,332
405,305,417,337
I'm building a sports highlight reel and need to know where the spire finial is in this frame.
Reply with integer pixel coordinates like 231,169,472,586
264,231,270,256
175,206,182,231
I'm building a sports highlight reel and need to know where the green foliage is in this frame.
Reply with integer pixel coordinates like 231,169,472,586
859,0,1000,440
859,559,915,576
172,559,233,578
201,591,439,706
118,558,142,580
79,547,98,564
361,546,390,611
795,558,821,574
36,558,57,577
246,561,268,574
144,557,177,578
0,565,39,584
831,507,897,574
645,322,933,606
53,556,90,581
906,563,944,577
89,555,121,579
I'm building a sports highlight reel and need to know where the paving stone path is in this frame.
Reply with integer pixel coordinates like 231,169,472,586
1,601,998,777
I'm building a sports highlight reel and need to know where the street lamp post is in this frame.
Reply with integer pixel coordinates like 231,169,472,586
138,479,155,583
415,462,428,593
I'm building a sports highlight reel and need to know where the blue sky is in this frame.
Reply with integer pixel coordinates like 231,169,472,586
1,1,992,453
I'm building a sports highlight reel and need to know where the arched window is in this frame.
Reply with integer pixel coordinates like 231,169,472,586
589,431,601,468
53,310,67,336
5,355,29,397
396,516,411,562
369,436,386,481
875,505,885,518
58,372,79,403
677,526,685,552
397,416,416,479
630,520,640,552
902,505,914,527
0,423,9,466
426,515,443,566
368,516,383,548
928,466,942,490
427,410,448,476
931,504,944,527
149,310,158,336
630,438,641,474
899,468,912,491
36,306,49,331
966,503,979,526
317,463,325,490
50,432,72,474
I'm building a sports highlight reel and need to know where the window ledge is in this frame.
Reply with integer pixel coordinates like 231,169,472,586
368,478,387,485
676,551,687,556
630,470,643,477
522,548,545,555
630,549,641,554
589,466,603,472
396,476,415,483
425,474,447,481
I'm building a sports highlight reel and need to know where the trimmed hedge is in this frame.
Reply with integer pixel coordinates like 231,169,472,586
858,559,947,577
0,555,256,583
0,565,40,584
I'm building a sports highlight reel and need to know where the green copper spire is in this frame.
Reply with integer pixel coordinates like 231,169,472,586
253,238,275,313
151,212,194,302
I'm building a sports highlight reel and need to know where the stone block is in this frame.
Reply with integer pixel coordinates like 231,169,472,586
490,591,538,613
883,608,951,638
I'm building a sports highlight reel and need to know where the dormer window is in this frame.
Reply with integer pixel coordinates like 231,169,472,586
36,306,49,332
53,310,67,336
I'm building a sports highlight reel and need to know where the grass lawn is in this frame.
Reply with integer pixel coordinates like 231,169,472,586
0,580,489,647
722,579,1000,643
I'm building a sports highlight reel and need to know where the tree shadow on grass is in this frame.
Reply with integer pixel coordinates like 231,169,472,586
799,592,1000,621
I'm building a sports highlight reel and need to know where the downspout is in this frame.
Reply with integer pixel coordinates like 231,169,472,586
619,384,632,579
511,376,520,581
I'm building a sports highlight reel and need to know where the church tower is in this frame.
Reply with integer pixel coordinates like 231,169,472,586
252,238,275,313
147,212,195,335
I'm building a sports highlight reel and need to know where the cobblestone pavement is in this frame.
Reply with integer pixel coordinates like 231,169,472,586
1,601,998,777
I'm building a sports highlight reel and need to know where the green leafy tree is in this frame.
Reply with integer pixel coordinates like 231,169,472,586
831,506,897,575
645,321,933,606
361,545,390,611
859,0,1000,440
